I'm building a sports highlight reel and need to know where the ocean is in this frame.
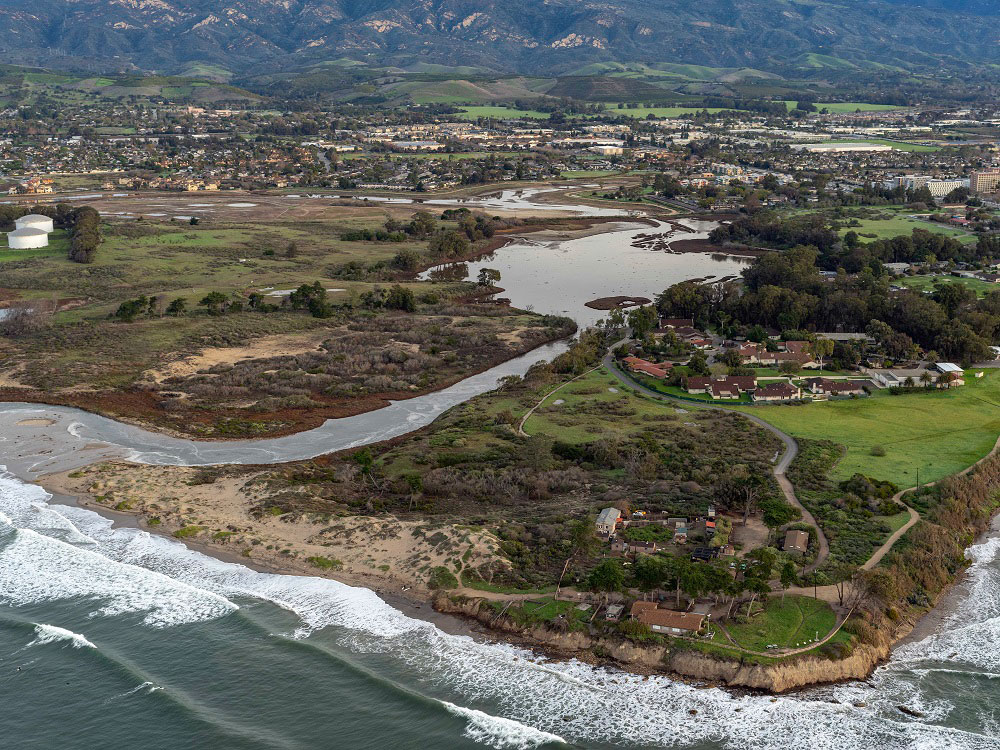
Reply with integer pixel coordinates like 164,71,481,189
1,468,999,750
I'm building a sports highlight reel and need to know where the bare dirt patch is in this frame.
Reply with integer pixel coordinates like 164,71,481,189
142,329,333,383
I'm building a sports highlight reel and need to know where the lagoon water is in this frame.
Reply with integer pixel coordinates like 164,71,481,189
422,219,748,327
1,213,999,749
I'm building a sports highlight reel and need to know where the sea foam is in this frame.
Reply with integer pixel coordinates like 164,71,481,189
2,467,1000,748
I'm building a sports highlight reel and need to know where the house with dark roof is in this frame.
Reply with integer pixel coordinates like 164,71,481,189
783,529,810,554
805,378,869,398
685,375,758,399
752,382,801,402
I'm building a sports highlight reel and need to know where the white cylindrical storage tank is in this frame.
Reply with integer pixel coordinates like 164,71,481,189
7,227,49,249
15,214,54,233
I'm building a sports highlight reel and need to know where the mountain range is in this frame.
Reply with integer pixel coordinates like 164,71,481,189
2,0,999,76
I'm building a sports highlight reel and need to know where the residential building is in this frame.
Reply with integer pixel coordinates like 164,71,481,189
752,383,801,402
783,529,810,554
630,602,705,635
595,507,621,537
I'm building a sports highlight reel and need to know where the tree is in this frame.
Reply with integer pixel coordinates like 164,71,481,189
832,563,859,607
627,305,658,339
165,298,187,317
725,472,768,526
687,349,710,376
633,554,665,598
588,559,624,600
809,338,834,370
778,360,800,376
780,561,797,600
385,284,416,312
477,268,501,287
199,291,229,316
717,348,744,369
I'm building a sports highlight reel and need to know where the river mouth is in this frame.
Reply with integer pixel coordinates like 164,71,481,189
3,194,999,749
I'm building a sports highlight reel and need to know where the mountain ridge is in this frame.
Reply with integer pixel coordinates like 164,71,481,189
2,0,998,76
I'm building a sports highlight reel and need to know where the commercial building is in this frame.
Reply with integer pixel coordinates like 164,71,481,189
792,142,893,153
971,169,1000,195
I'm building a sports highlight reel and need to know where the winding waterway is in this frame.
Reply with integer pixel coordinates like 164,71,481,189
1,197,998,750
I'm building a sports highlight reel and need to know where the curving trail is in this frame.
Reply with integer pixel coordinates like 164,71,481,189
598,353,830,572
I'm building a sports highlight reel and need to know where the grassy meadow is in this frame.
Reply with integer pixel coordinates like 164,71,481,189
740,370,1000,487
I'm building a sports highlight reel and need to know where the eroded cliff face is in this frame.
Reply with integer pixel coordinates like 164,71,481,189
666,641,890,693
433,594,894,693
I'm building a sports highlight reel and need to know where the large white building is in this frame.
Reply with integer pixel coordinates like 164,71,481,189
15,214,54,233
793,142,893,153
7,227,49,249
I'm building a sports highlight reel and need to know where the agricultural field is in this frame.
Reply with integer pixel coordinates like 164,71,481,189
456,106,552,120
740,370,1000,487
606,105,728,118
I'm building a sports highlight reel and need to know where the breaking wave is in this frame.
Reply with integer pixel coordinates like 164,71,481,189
2,465,999,748
29,623,96,649
443,702,566,749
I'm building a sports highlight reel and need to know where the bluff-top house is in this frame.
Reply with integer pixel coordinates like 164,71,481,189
623,356,671,379
804,378,869,398
629,601,706,635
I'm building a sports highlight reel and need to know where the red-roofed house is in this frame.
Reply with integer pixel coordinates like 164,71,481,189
623,356,672,379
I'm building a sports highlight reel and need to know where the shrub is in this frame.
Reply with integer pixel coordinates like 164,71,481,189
307,555,343,570
428,566,459,589
173,525,205,538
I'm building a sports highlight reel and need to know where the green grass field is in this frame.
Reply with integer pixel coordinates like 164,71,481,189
740,370,1000,486
522,368,687,442
782,101,903,113
841,214,976,244
723,596,838,651
606,105,727,118
897,275,998,297
456,106,552,120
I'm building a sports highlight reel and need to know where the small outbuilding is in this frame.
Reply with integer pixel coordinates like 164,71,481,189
783,529,810,554
15,214,54,233
7,227,49,249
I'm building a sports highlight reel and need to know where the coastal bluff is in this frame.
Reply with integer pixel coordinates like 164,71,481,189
434,593,895,693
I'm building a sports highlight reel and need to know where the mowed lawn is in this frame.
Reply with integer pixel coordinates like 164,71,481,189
842,215,976,244
724,596,838,651
740,370,1000,486
898,274,998,297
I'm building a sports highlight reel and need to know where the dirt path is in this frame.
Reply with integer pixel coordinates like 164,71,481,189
600,354,830,572
517,364,602,437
